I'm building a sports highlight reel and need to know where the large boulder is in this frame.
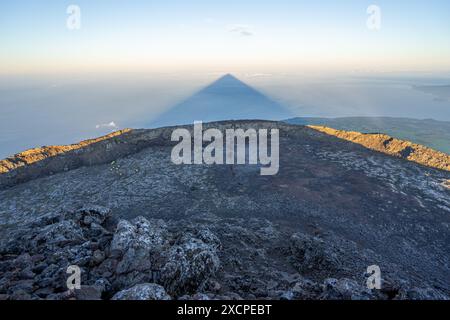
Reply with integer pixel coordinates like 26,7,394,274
161,234,221,296
289,232,341,275
112,283,171,300
109,217,169,289
320,278,377,300
110,217,168,254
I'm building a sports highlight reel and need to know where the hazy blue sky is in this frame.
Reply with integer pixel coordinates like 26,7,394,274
1,0,450,74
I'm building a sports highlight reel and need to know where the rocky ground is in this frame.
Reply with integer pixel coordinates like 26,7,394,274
0,121,449,300
1,205,446,300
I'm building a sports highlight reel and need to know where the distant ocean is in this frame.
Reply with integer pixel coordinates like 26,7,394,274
1,73,449,159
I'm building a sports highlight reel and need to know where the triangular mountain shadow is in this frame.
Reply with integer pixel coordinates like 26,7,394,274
150,74,292,127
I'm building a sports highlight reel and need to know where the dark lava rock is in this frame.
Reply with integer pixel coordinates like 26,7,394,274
320,278,377,300
289,233,341,274
161,235,221,296
112,283,171,300
74,285,103,300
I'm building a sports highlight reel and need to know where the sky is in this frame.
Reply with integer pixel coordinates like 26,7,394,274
1,0,450,74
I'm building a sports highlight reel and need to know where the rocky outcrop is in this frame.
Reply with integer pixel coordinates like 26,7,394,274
112,283,171,300
0,205,114,300
161,234,221,296
0,206,223,300
0,205,447,300
289,233,341,274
